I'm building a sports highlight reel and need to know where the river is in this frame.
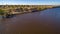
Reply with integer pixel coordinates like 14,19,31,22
0,8,60,34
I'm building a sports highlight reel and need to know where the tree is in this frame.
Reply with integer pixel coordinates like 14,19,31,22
0,9,5,15
0,9,5,18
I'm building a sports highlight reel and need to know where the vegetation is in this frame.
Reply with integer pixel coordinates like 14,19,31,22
0,5,54,18
0,5,54,15
0,9,5,15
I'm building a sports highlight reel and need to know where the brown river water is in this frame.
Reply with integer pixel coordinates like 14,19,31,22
0,8,60,34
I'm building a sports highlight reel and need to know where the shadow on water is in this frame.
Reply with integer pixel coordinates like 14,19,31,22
0,14,16,23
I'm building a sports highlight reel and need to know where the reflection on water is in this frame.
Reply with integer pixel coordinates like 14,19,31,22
0,8,60,34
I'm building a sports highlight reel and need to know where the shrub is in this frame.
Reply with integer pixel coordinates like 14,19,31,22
0,9,5,15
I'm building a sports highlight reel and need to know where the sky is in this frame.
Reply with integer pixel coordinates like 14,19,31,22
0,0,60,5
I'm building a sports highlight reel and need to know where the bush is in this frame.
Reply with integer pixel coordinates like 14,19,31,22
0,9,5,15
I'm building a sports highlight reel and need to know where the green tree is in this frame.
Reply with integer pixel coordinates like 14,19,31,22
0,9,5,15
0,9,5,18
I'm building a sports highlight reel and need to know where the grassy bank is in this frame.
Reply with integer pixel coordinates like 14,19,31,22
0,5,54,16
